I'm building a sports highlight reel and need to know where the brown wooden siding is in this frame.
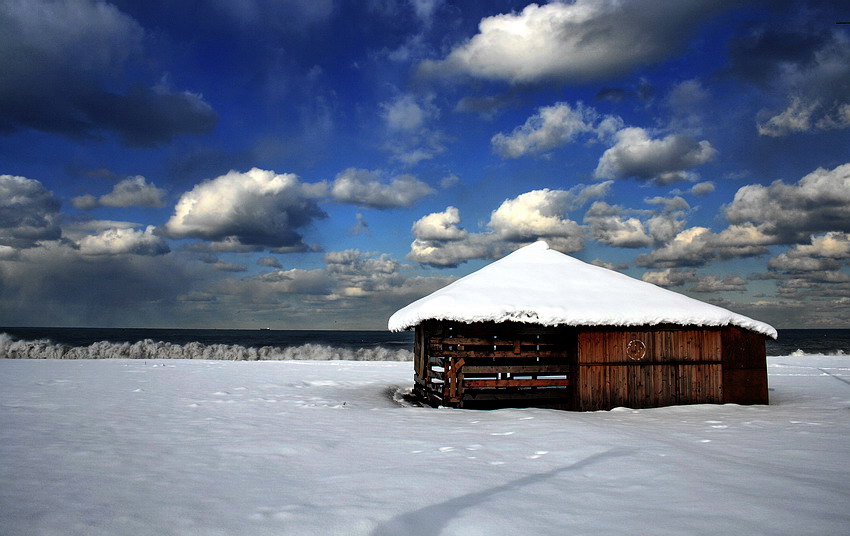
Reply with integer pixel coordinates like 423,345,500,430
574,328,724,410
721,326,769,405
413,321,767,411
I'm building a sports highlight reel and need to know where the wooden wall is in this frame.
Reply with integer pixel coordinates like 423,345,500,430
574,328,723,411
414,321,768,411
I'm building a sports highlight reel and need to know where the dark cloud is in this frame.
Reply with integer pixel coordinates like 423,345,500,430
727,27,829,85
727,17,850,136
0,243,198,327
595,127,716,184
724,163,850,243
0,0,216,146
0,174,61,248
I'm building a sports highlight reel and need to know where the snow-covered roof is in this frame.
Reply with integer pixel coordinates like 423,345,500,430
388,241,777,338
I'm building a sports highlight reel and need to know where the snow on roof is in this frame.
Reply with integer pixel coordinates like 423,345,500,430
388,241,777,338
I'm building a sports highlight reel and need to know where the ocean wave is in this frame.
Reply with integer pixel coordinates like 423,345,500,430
0,333,413,362
788,348,847,357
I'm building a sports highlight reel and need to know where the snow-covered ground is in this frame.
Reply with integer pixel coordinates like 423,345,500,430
2,356,849,536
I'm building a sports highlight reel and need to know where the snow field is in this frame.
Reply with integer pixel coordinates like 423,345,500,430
1,356,849,535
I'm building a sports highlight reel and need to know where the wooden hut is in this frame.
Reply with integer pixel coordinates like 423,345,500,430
388,241,776,411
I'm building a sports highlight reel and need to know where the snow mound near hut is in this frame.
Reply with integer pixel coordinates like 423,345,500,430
388,241,776,338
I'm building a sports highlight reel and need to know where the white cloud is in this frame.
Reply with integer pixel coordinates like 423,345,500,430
0,174,62,248
689,181,715,196
411,206,467,241
408,233,499,268
491,102,622,158
757,97,819,137
595,127,717,184
690,274,747,293
635,226,769,268
439,174,460,189
641,268,698,287
379,93,445,166
583,197,688,249
418,0,729,84
257,256,282,268
77,225,169,256
587,214,652,248
349,213,370,236
330,168,434,209
787,232,850,259
72,176,166,209
487,189,583,244
382,94,429,132
590,259,628,271
408,185,607,267
767,253,839,273
163,168,327,249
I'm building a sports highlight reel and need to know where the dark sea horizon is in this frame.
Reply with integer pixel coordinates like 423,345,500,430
1,326,849,359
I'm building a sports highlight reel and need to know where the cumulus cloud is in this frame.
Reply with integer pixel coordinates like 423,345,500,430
330,168,434,209
686,181,715,196
724,163,850,243
77,225,169,256
408,185,607,267
72,176,166,210
411,206,467,241
491,102,622,158
0,0,217,146
590,259,628,271
595,127,717,184
585,212,653,248
257,256,282,268
690,274,747,293
757,97,819,137
583,197,688,249
635,226,769,268
641,268,698,287
0,174,61,248
762,232,850,285
419,0,730,84
163,168,327,249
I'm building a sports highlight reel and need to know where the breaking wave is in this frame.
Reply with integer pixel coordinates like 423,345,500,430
0,333,413,362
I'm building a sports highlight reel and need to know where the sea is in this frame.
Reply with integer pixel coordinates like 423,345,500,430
0,327,848,360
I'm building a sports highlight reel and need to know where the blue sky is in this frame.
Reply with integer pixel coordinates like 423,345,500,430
1,0,849,329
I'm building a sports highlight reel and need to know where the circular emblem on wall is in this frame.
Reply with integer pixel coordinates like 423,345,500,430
626,339,646,361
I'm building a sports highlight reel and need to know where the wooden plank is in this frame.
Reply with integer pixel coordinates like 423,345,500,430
434,349,569,358
430,336,563,346
463,365,571,374
464,378,569,388
463,390,571,401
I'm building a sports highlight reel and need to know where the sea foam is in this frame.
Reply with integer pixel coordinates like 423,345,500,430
0,333,413,361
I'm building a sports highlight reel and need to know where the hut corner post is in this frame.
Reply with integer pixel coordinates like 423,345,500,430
720,326,769,405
